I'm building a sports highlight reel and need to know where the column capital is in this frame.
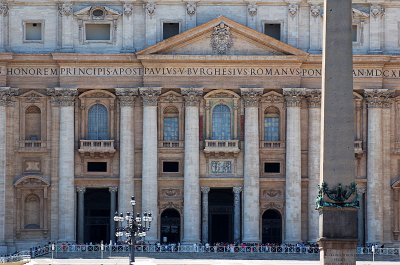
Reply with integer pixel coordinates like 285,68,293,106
283,87,306,107
370,4,385,18
76,186,86,193
47,87,78,106
306,89,321,108
201,186,210,194
109,186,118,193
240,87,263,107
233,186,243,194
58,2,73,16
0,2,8,16
310,4,321,18
181,87,203,106
116,88,138,106
0,87,19,106
139,87,161,106
364,89,394,108
357,185,366,194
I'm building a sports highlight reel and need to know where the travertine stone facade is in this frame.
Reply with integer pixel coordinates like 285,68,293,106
1,0,400,254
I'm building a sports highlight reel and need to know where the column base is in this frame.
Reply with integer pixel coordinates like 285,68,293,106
318,238,358,265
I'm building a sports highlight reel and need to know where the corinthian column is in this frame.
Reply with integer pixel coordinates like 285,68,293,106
201,186,210,243
233,186,242,242
283,87,305,243
0,88,18,254
365,89,393,244
241,87,263,243
181,87,203,243
48,87,78,242
140,87,161,243
116,88,137,216
76,186,86,244
306,89,321,242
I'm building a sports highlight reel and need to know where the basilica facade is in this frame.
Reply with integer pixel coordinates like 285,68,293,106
0,0,399,254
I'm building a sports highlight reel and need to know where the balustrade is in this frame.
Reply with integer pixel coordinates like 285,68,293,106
204,140,240,154
78,140,115,154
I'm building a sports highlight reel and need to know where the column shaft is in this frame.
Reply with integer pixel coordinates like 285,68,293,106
283,88,304,243
109,187,117,243
0,103,5,252
201,187,210,243
241,88,262,243
233,187,242,242
182,88,202,244
140,87,161,242
77,187,85,244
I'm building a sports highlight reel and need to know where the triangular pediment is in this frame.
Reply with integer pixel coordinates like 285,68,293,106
137,16,308,57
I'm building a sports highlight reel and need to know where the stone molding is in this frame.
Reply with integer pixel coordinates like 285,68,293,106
283,87,306,107
201,186,210,194
144,2,156,17
186,1,197,16
0,87,19,106
247,2,257,17
0,1,8,16
109,186,118,192
58,2,73,16
47,88,78,106
310,5,321,18
371,4,385,18
123,3,133,16
211,22,233,55
115,87,138,106
288,3,298,17
181,87,203,106
76,186,86,193
364,89,394,108
139,87,161,106
306,89,321,108
240,87,263,108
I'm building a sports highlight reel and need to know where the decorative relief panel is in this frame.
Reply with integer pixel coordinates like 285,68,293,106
160,188,182,199
210,160,232,174
262,188,284,201
211,22,233,55
24,160,41,173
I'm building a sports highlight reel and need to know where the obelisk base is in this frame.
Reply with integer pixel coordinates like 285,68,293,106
318,238,358,265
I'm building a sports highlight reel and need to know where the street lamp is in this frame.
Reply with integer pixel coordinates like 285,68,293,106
114,196,152,264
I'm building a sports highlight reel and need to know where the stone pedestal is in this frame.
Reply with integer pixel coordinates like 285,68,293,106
319,238,358,265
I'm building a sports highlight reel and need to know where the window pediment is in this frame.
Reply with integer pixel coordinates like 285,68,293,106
74,6,121,20
14,176,50,188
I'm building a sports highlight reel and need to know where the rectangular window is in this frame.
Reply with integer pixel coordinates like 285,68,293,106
352,25,358,42
85,24,111,41
264,117,280,141
163,23,180,40
163,161,179,173
264,23,281,40
163,117,179,141
25,22,42,41
87,162,107,172
264,163,280,173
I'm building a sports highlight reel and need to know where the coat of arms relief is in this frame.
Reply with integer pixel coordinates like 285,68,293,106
210,22,233,54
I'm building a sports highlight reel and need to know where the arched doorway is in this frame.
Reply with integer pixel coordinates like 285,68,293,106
262,209,282,244
160,209,181,243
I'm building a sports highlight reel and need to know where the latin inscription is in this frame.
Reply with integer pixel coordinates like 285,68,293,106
3,66,400,78
323,249,356,265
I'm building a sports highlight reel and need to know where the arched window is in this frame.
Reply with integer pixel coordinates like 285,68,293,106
24,194,40,229
212,104,231,140
264,107,280,141
88,104,109,140
25,105,41,140
163,106,179,141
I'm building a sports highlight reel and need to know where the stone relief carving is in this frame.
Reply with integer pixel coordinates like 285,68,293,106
109,186,118,192
163,93,180,103
139,87,161,106
123,3,133,16
247,3,257,17
0,1,8,16
310,5,321,18
47,88,78,106
115,88,138,106
288,4,298,17
210,160,232,174
144,2,156,17
186,2,197,16
181,87,203,106
370,4,385,18
0,87,19,106
306,89,321,108
364,89,394,108
263,201,283,210
283,88,306,107
241,88,263,107
262,189,283,200
76,186,86,193
201,186,210,193
159,201,183,213
161,188,182,198
210,22,233,55
261,93,284,104
25,161,41,172
58,2,73,16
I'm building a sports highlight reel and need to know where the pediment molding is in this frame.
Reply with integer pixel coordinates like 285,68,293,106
74,6,121,20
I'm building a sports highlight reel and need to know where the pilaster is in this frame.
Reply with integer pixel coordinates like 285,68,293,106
109,186,118,243
233,186,242,242
122,2,134,52
144,1,157,46
201,186,210,243
286,1,300,47
369,4,385,54
308,4,322,52
185,1,197,30
0,1,8,52
246,2,257,30
58,2,74,51
76,186,86,244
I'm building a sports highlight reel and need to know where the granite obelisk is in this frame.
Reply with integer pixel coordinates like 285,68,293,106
318,1,358,265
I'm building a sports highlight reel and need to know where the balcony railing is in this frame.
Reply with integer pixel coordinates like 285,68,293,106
19,140,47,149
204,140,240,154
159,141,183,148
261,141,285,149
78,140,116,154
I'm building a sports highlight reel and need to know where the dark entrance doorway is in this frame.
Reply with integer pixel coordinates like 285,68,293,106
84,188,111,244
208,188,233,244
160,209,181,243
262,209,282,244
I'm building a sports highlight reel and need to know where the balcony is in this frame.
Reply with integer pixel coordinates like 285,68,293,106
261,141,285,149
204,140,240,155
159,141,184,148
78,140,116,155
18,140,47,152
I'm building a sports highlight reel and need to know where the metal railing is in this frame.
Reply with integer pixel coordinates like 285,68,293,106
0,252,31,263
28,244,400,257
